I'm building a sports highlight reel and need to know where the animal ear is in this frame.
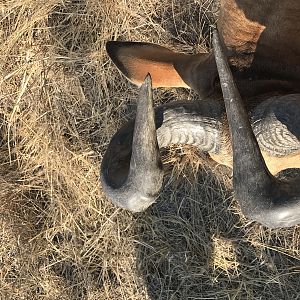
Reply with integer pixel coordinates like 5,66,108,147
106,41,217,97
106,41,189,88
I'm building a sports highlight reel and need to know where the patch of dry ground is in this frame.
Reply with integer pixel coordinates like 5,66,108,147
0,0,299,299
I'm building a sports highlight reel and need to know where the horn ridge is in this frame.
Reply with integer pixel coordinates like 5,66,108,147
213,29,300,228
100,74,164,212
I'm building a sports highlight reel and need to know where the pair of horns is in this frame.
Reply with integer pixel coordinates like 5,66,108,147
101,30,300,228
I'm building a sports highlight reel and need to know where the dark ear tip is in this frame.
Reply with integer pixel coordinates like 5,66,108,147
105,41,113,51
106,41,128,72
106,41,120,60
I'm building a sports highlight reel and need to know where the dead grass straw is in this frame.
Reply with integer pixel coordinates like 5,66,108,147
0,0,299,299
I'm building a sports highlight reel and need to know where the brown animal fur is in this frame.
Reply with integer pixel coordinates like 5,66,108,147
107,0,300,176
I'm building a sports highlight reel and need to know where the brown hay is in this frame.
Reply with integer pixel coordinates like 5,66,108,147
0,0,299,299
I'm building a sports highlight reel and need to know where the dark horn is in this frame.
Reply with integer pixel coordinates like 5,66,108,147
212,29,300,228
100,74,164,212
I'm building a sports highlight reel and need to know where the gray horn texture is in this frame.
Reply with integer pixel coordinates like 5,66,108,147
213,29,300,228
100,74,164,212
252,94,300,157
100,77,225,212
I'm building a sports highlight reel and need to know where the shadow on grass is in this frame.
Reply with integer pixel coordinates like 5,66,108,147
46,0,300,299
134,162,300,299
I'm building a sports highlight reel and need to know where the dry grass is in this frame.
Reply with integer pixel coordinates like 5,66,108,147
0,0,299,299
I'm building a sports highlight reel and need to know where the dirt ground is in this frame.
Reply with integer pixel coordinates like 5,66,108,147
0,0,300,299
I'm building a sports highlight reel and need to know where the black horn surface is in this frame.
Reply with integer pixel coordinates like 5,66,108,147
100,78,225,212
100,74,164,212
213,29,300,228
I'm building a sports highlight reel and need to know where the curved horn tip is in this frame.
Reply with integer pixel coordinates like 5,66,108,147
138,73,152,99
100,69,163,212
143,73,152,86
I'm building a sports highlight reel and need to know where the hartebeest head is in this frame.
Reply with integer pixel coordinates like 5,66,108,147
101,1,300,228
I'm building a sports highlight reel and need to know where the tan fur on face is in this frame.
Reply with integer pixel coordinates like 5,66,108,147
209,150,300,176
219,0,265,56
